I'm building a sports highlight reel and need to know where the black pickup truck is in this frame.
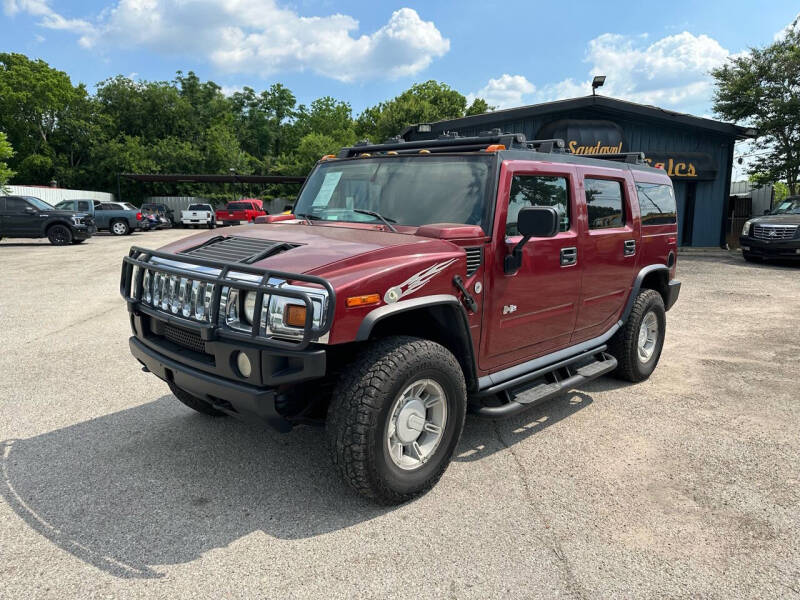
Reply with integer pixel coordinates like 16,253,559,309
0,195,95,245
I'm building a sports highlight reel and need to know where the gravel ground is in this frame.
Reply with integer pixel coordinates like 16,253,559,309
1,230,798,599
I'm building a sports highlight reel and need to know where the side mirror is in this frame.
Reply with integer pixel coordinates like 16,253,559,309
24,206,37,214
504,206,559,274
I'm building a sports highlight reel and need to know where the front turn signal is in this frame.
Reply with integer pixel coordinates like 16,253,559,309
346,293,381,308
284,304,307,327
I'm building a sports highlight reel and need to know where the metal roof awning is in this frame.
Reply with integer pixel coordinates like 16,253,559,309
120,173,306,184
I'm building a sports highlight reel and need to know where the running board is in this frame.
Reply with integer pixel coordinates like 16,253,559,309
470,352,617,418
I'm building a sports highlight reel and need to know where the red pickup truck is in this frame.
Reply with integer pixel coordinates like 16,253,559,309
215,199,266,225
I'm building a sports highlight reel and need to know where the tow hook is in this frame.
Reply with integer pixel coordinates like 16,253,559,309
453,275,478,313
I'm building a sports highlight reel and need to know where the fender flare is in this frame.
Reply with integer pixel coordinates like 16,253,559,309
621,264,670,322
356,294,478,391
44,218,75,236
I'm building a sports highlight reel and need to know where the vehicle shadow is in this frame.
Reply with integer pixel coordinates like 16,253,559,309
0,396,390,579
1,380,630,579
456,378,634,463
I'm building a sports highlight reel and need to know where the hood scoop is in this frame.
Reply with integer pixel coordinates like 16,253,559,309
180,236,300,264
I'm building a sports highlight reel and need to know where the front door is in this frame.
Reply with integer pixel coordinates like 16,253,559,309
2,197,41,236
572,167,638,341
481,161,582,370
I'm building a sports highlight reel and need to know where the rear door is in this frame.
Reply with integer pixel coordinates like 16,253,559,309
481,160,582,370
572,166,639,341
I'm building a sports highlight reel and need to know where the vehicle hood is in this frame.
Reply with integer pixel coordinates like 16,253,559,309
156,223,467,282
751,214,800,225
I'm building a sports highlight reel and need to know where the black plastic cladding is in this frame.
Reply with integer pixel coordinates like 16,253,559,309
120,246,336,351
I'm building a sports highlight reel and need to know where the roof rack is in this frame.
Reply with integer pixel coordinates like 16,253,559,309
337,131,528,158
577,152,646,165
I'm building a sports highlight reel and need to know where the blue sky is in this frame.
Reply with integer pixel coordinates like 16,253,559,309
2,0,798,119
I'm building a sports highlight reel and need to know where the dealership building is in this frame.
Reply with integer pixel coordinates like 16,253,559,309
402,96,755,247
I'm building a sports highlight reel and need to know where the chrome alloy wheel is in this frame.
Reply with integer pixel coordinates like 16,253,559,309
112,221,127,235
637,311,659,363
386,379,447,471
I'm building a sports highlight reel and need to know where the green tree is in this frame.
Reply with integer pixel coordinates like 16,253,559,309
466,97,493,116
0,53,86,182
712,22,800,194
0,132,14,192
355,81,489,142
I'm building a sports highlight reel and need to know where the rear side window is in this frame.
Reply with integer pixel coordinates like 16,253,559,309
506,175,570,236
6,197,29,211
77,201,91,211
585,179,624,229
636,183,677,225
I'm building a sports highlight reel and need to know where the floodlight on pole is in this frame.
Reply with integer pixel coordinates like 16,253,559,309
591,75,606,95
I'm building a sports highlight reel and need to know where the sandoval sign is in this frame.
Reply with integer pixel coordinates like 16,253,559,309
537,119,717,180
537,119,624,155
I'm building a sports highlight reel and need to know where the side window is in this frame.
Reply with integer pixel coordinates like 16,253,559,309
6,197,30,212
77,201,91,211
97,203,112,211
506,175,570,237
636,183,677,225
585,178,625,229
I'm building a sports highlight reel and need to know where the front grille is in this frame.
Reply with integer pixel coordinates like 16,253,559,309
181,236,298,263
162,324,207,354
752,224,798,240
465,247,483,276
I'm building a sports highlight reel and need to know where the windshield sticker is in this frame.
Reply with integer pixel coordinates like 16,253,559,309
384,258,457,304
312,171,343,207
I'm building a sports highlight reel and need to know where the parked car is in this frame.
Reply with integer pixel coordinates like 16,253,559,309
120,132,680,504
141,203,176,227
55,199,147,235
215,199,266,225
181,203,216,228
1,195,95,245
740,196,800,261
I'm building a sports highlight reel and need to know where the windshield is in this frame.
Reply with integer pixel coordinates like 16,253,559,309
770,198,800,215
25,196,54,211
294,156,493,229
188,204,210,210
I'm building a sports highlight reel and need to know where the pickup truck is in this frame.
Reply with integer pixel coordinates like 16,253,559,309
55,199,146,235
2,195,95,244
215,199,266,226
180,203,216,228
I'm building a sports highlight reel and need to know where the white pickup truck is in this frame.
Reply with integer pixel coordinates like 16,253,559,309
180,203,216,228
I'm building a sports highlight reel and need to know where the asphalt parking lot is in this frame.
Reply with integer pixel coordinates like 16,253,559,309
1,230,799,599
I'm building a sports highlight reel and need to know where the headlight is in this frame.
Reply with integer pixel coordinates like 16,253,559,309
243,292,256,324
742,220,752,236
71,216,84,226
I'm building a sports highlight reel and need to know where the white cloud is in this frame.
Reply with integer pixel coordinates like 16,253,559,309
3,0,94,35
774,13,799,40
467,74,535,109
470,31,733,116
3,0,449,82
540,32,732,113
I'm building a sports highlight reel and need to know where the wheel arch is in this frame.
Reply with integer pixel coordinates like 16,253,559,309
44,219,73,235
622,265,670,322
356,295,478,392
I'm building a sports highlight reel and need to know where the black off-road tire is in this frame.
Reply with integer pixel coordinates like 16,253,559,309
742,252,759,263
168,382,227,417
608,289,666,382
326,336,467,505
47,224,73,245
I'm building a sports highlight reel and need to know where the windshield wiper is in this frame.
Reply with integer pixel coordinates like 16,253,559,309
353,209,398,232
295,212,320,225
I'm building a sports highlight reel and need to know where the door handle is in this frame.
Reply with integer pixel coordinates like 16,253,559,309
623,239,636,256
560,246,577,266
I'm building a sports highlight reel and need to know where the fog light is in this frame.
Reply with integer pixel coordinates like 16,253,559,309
236,352,252,378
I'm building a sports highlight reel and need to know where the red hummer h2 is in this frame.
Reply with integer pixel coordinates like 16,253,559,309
215,198,266,226
121,133,680,504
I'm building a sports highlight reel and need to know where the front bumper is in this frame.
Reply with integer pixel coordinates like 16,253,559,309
73,225,94,240
739,236,800,259
130,313,327,430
